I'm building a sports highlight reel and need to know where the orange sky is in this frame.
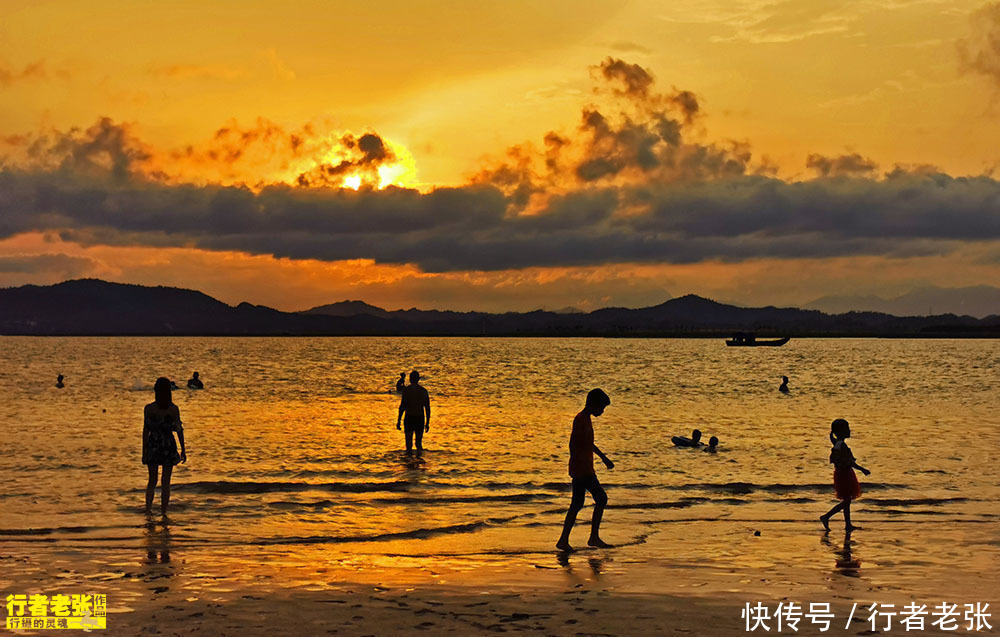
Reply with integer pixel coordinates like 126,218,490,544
3,0,1000,311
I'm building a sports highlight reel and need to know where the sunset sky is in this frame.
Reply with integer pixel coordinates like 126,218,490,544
3,0,1000,312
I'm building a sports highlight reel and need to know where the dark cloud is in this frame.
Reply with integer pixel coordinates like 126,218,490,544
806,153,878,177
3,159,1000,272
477,58,725,202
6,117,152,182
596,57,655,98
195,118,309,165
2,59,1000,273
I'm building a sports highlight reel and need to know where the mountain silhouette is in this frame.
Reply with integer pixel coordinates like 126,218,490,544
807,285,1000,319
302,300,392,319
1,279,997,337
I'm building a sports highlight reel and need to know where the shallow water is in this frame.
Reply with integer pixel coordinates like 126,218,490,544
1,336,998,601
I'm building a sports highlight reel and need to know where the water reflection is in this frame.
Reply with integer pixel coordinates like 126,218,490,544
395,450,428,473
555,552,610,580
822,530,860,577
142,520,175,581
588,556,609,578
557,552,570,569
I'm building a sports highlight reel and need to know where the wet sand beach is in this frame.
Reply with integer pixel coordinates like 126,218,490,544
3,524,995,636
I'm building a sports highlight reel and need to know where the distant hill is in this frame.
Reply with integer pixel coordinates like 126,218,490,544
302,300,392,319
0,279,997,336
807,286,1000,319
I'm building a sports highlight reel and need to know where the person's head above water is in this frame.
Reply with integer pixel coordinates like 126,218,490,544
154,377,173,408
691,429,702,443
782,376,788,383
708,436,719,449
831,418,850,441
192,372,199,378
409,370,420,384
585,388,611,415
57,374,63,381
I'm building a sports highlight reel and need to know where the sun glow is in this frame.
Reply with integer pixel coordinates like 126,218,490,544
310,136,419,191
377,140,419,190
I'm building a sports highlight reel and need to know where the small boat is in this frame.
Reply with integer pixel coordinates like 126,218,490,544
726,334,789,347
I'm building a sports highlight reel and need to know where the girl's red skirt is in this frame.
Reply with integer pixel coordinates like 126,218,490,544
834,467,861,501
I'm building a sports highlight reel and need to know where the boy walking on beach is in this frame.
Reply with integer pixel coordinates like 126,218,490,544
557,388,614,552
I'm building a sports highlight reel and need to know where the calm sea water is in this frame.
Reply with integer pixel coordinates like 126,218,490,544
2,337,998,598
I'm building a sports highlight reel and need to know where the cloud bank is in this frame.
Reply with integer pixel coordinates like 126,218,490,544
2,58,1000,274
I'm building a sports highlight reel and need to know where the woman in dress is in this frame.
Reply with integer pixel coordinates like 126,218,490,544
143,377,187,515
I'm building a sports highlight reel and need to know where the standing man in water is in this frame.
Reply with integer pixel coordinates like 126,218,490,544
396,370,431,454
557,388,614,552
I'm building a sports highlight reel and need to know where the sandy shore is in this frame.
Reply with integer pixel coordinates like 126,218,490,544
108,586,747,636
4,528,993,637
105,581,988,637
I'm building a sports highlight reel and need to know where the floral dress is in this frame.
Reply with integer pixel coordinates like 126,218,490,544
142,406,182,466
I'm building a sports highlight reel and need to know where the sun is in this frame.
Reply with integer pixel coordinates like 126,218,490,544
286,132,421,191
377,140,419,189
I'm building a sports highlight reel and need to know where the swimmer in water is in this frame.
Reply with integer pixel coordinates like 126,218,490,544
779,376,790,393
672,428,703,448
169,380,180,390
704,436,719,453
56,374,64,388
395,372,406,393
187,372,204,389
820,418,870,532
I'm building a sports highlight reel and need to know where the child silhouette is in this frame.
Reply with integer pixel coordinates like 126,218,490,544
820,418,870,532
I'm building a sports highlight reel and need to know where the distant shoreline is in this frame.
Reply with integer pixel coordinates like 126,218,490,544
3,279,998,338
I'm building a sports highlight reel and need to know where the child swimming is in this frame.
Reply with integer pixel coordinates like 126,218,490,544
703,436,719,453
820,418,870,532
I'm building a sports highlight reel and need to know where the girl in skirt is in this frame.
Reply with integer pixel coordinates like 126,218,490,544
820,418,870,532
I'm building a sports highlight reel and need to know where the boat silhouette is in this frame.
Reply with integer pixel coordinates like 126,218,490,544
725,333,790,347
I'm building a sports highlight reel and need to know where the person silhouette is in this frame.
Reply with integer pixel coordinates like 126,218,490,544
187,371,204,389
672,428,702,447
395,372,406,393
143,377,187,516
820,418,870,532
396,370,430,454
556,388,615,552
56,374,64,389
779,376,789,393
704,436,719,453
